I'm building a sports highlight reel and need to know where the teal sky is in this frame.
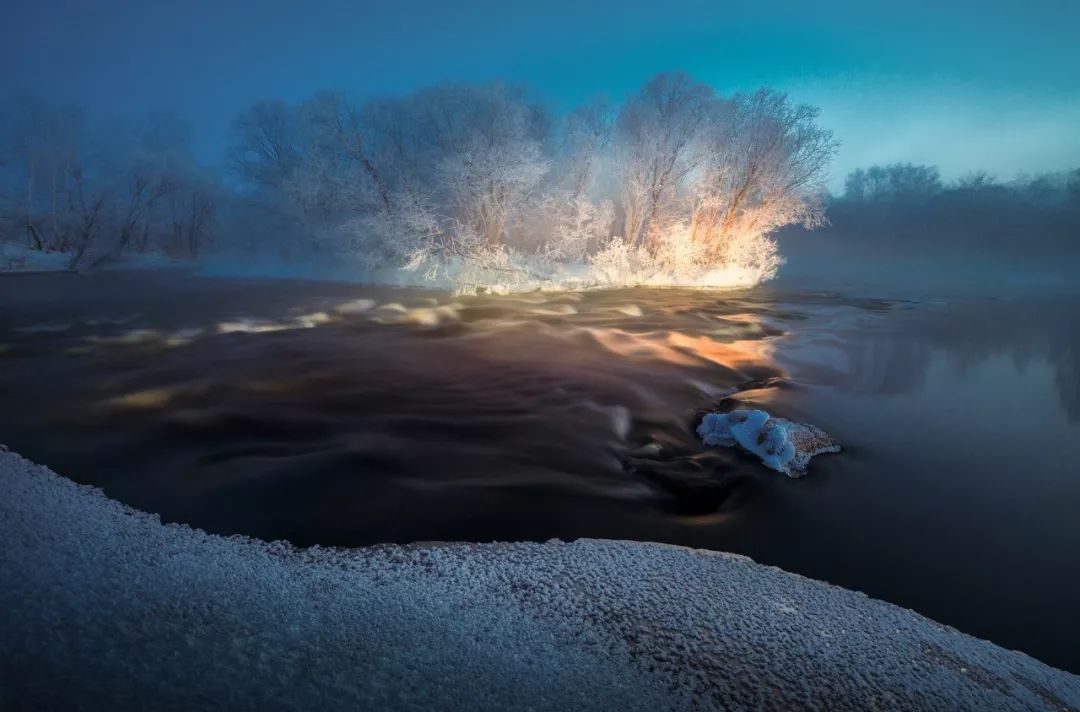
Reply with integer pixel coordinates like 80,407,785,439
3,0,1078,189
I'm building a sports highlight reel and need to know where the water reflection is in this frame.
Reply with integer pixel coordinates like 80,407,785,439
777,297,1080,422
2,272,1080,672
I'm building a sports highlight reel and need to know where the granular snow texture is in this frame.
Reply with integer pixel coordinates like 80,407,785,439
2,447,1078,711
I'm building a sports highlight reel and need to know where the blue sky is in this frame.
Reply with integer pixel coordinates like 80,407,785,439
3,0,1078,188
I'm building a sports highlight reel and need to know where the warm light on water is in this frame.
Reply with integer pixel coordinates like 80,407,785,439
1,272,1079,673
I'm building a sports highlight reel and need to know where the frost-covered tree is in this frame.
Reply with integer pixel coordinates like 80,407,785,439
225,93,389,260
218,73,837,289
688,88,836,259
0,92,82,253
559,99,613,201
0,95,219,268
603,77,834,285
228,100,300,193
354,84,554,278
613,72,715,248
437,99,549,248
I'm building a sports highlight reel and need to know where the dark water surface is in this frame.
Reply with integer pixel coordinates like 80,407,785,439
2,271,1078,672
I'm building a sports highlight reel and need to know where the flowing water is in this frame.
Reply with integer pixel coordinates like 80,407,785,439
1,270,1078,672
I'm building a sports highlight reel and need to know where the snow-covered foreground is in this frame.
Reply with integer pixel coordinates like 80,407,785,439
2,447,1078,711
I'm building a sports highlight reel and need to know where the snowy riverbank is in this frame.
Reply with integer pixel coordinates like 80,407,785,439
0,244,194,275
2,446,1078,710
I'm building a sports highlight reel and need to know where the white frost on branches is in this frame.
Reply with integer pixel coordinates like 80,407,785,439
219,74,837,291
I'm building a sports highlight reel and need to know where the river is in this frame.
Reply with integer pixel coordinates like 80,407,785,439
1,270,1078,672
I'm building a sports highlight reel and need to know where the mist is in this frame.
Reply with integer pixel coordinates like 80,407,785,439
775,163,1080,295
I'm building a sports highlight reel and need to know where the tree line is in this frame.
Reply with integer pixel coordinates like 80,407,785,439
778,162,1080,270
0,93,217,270
0,72,836,288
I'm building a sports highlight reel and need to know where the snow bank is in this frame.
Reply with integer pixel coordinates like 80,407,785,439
2,447,1078,710
697,409,841,477
0,244,71,272
0,243,193,274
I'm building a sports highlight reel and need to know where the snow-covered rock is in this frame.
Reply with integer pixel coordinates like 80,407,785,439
697,409,840,477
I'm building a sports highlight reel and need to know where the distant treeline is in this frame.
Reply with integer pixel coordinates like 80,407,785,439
0,94,217,269
781,163,1080,274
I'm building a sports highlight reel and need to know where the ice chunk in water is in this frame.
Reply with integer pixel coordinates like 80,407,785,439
697,409,840,478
